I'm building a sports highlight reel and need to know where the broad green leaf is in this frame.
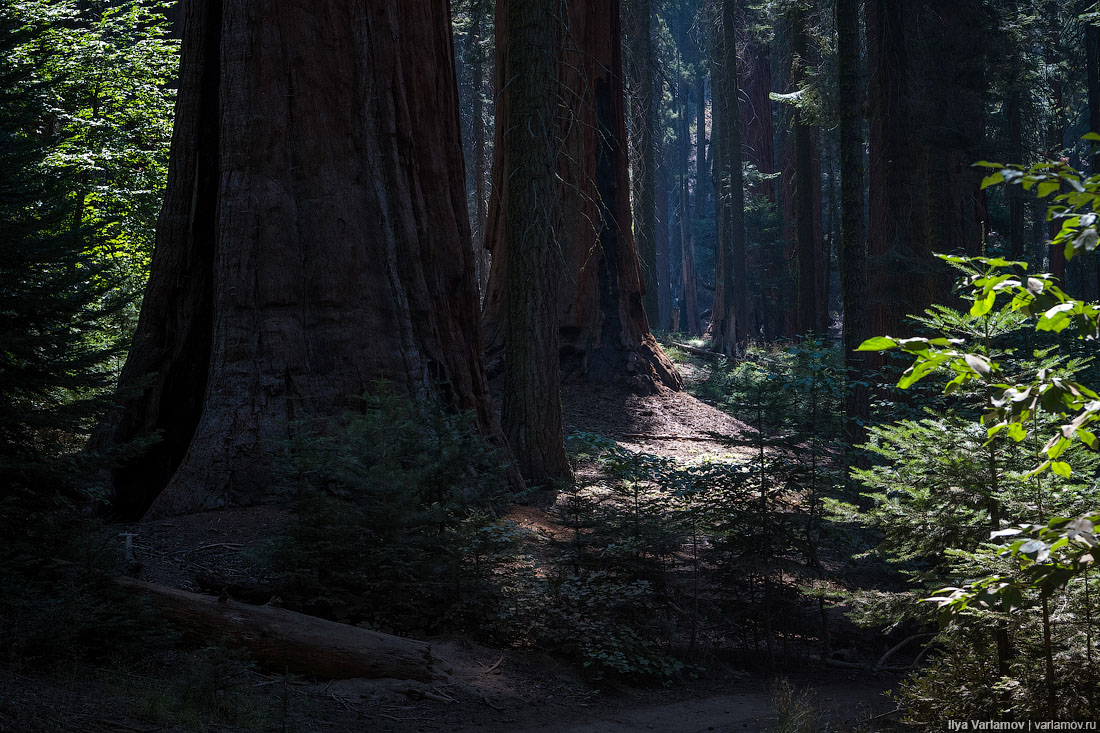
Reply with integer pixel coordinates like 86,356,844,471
1037,180,1060,198
981,171,1005,189
1051,461,1072,478
970,289,997,317
856,336,897,351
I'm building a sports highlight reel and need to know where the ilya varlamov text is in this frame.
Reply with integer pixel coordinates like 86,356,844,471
947,723,1097,731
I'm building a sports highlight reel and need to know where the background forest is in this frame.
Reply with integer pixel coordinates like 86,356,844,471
3,0,1100,729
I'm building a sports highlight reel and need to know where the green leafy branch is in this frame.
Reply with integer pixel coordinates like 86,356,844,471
923,512,1099,620
859,253,1100,477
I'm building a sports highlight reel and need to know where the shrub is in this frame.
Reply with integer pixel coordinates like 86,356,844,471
259,387,520,634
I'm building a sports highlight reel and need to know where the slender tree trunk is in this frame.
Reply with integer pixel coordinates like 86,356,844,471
497,0,573,485
1091,18,1100,176
694,72,709,222
837,0,868,443
482,0,681,395
710,0,747,355
1047,48,1066,284
1088,14,1100,298
656,149,673,330
792,9,816,336
470,0,491,298
627,0,660,325
96,0,501,518
1007,90,1025,261
824,133,836,331
680,81,700,336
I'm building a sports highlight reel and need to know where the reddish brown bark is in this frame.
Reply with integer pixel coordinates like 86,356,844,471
867,0,939,339
115,577,440,681
867,0,985,339
482,0,681,394
656,152,673,330
495,0,573,485
709,0,748,356
624,0,661,327
97,0,499,518
738,39,776,204
679,81,700,336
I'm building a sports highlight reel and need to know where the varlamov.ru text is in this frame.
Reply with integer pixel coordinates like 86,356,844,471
947,723,1097,731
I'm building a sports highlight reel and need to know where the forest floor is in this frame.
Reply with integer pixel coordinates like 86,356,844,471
1,348,906,732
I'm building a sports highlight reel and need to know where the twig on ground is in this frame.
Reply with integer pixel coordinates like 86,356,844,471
481,654,505,674
174,542,244,556
863,707,903,723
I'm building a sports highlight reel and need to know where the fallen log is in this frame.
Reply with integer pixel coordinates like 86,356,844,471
666,341,728,360
115,576,441,682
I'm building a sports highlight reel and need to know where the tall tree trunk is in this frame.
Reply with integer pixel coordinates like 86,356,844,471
867,0,939,339
694,72,710,222
837,0,868,442
792,8,816,336
1007,90,1025,261
482,0,681,395
680,81,701,336
656,149,673,330
496,0,572,485
1091,15,1100,175
627,0,660,325
95,0,500,519
1047,44,1067,284
710,0,747,355
738,36,777,338
924,0,987,263
1088,13,1100,298
738,39,776,203
469,0,492,298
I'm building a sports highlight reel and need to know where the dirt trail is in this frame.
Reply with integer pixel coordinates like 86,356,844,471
85,378,901,732
515,679,894,732
336,656,898,732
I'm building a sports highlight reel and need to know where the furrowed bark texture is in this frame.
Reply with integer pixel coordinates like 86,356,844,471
679,81,700,336
625,0,661,327
482,0,681,395
656,153,673,330
498,0,573,484
98,0,498,518
837,0,869,441
738,36,777,339
867,0,986,339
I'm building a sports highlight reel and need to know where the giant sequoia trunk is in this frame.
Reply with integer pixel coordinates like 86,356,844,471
867,0,939,339
867,0,986,338
482,0,681,395
496,0,573,485
738,36,784,340
97,1,498,518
